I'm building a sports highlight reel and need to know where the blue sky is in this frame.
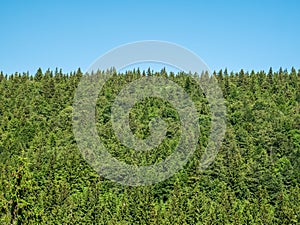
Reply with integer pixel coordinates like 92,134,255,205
1,0,300,74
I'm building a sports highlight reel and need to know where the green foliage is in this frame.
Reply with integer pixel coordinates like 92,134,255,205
0,68,299,224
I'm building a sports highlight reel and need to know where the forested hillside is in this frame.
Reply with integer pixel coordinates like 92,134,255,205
0,68,299,224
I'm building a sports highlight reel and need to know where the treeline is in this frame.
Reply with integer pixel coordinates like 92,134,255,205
0,68,299,224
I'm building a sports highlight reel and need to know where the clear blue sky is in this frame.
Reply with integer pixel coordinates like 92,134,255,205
1,0,300,74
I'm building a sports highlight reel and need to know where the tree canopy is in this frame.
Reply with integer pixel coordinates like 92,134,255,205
0,68,299,224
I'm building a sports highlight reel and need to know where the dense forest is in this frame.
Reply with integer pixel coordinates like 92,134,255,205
0,68,299,224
